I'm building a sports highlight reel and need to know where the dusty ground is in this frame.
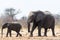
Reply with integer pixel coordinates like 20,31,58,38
0,26,60,40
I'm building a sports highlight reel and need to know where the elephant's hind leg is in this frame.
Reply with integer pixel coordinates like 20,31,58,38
9,30,12,37
51,28,55,36
51,23,56,37
16,32,22,37
44,28,47,36
18,32,22,36
30,23,37,37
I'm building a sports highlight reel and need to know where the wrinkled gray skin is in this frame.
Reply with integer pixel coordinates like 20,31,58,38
1,23,22,37
27,11,55,37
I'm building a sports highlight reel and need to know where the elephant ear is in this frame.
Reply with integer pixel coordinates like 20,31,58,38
35,11,45,22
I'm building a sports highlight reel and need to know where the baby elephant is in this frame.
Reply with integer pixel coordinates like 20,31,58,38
1,23,22,37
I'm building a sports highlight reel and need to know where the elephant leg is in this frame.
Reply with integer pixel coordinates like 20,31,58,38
16,33,18,37
6,29,10,37
16,32,22,37
44,28,47,36
6,29,12,37
9,30,11,37
6,29,9,37
30,23,37,37
38,26,41,36
51,28,55,36
18,32,22,36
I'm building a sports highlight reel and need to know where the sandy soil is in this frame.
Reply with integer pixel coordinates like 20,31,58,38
0,26,60,40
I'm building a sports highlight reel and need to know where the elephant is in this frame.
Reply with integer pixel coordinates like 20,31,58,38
1,23,22,37
27,11,55,37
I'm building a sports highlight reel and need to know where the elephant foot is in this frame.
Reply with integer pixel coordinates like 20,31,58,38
38,35,41,37
38,34,41,37
10,36,12,37
45,36,47,37
30,35,33,37
53,35,56,37
38,36,42,37
52,34,56,37
16,35,18,37
53,36,56,37
20,34,22,36
6,36,8,37
30,33,33,37
16,36,18,37
44,35,47,37
44,34,47,37
16,35,22,37
28,31,30,32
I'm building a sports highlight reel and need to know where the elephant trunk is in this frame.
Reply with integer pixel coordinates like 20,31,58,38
28,23,30,32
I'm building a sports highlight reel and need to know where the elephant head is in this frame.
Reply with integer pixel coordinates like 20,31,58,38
27,14,35,32
27,10,45,32
1,23,9,37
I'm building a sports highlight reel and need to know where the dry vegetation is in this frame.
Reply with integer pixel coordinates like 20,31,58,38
0,26,60,40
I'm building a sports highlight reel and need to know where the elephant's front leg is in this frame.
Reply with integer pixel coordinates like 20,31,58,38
44,28,47,36
38,26,41,36
9,30,12,37
30,23,36,37
16,32,18,37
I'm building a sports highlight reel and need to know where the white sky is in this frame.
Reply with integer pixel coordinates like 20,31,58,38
0,0,60,19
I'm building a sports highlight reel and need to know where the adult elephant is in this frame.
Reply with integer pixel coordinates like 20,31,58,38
27,11,55,37
1,23,22,37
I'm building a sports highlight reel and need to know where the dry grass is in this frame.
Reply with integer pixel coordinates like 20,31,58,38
0,26,60,40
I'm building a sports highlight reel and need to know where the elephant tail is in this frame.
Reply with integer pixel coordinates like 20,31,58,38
1,27,3,38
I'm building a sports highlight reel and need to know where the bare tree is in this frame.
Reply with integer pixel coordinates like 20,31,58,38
1,8,20,23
